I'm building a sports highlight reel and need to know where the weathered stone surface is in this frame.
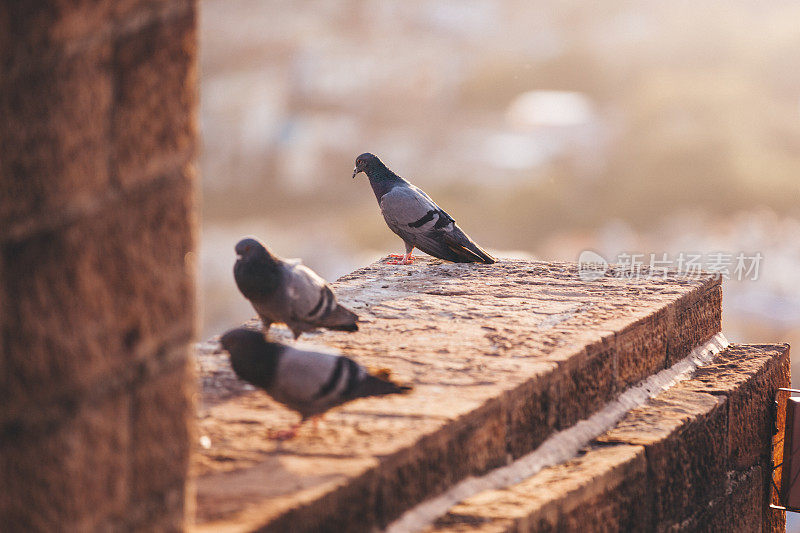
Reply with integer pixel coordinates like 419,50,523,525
195,382,515,532
424,344,785,533
0,392,131,531
708,467,764,533
1,1,198,530
131,354,194,503
674,466,763,533
112,0,194,23
666,283,722,367
679,344,790,469
768,389,788,533
0,2,112,76
0,177,195,428
597,387,728,527
113,9,196,188
0,1,196,240
677,344,789,533
0,0,194,78
614,306,671,390
0,40,113,230
194,258,721,530
431,445,648,532
550,334,616,432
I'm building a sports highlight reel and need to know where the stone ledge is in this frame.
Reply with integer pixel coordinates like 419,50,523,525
193,258,722,531
429,344,788,532
431,444,648,532
679,344,790,469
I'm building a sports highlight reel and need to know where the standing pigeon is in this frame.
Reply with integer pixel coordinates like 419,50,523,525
234,237,358,338
352,153,496,265
220,328,412,438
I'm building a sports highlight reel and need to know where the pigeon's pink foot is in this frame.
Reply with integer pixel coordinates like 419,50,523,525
387,254,415,265
267,425,299,441
387,253,405,258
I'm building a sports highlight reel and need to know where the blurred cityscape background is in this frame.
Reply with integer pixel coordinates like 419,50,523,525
198,0,800,397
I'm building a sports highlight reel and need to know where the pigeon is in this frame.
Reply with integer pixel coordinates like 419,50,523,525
352,153,496,265
233,237,359,338
220,328,412,438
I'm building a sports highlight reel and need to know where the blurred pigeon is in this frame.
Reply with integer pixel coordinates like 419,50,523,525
220,328,412,438
234,237,358,338
352,153,496,265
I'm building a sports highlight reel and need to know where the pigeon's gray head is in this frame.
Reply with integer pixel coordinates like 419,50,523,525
233,237,281,299
352,152,382,179
235,237,269,262
220,328,282,388
220,328,265,355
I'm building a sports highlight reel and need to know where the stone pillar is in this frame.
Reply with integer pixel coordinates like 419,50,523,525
0,1,197,530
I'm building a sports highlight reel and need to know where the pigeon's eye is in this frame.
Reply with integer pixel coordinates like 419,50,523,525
244,245,251,252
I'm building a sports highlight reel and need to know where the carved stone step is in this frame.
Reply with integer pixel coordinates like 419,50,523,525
428,344,788,533
194,257,722,531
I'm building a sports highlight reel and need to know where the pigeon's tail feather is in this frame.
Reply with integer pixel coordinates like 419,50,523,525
443,229,496,264
320,304,359,331
352,373,413,399
370,367,393,380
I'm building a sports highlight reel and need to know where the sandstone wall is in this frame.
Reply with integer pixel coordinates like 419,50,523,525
193,259,785,532
0,1,198,530
434,344,789,532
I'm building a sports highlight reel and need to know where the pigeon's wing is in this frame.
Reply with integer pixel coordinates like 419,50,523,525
281,262,327,314
379,184,447,244
283,263,358,334
272,347,411,417
380,185,495,264
270,347,364,416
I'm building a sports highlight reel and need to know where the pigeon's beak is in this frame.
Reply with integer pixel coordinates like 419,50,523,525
352,167,359,179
